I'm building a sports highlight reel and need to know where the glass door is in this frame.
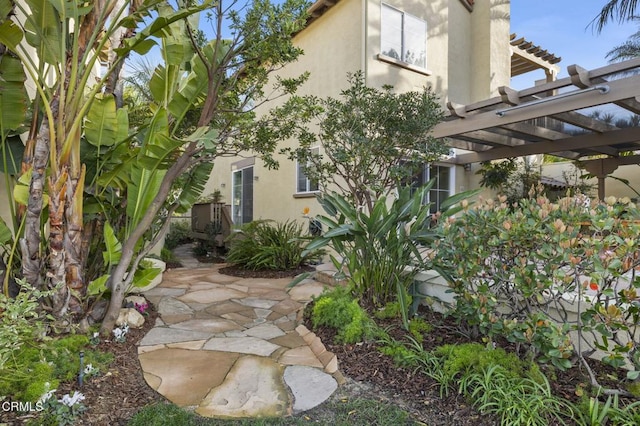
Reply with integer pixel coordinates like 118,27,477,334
232,167,253,224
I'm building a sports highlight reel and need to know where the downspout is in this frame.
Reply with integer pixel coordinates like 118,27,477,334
362,0,367,85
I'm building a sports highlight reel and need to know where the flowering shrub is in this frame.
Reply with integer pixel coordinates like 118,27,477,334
434,193,640,383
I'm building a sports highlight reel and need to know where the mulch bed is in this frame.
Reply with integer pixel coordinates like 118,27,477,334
65,307,164,425
218,264,315,279
308,304,635,426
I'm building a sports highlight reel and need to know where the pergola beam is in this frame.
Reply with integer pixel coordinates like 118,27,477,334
453,127,640,164
433,75,640,138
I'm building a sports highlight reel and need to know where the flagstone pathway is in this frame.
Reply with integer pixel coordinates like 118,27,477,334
138,249,342,418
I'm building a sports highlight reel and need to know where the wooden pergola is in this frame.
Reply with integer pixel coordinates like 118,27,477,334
433,57,640,199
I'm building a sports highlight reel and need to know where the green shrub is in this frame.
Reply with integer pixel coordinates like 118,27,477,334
311,286,376,344
407,317,432,343
164,220,192,250
161,247,179,263
374,301,402,319
226,220,321,271
458,364,574,426
305,185,477,330
0,279,54,370
379,339,420,368
433,343,544,388
435,194,640,378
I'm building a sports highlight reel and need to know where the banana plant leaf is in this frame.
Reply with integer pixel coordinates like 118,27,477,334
0,55,28,136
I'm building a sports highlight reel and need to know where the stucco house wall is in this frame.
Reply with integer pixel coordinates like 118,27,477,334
203,0,513,226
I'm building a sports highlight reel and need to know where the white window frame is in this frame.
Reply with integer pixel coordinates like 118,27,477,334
296,147,320,194
380,4,427,70
231,166,253,225
423,164,455,213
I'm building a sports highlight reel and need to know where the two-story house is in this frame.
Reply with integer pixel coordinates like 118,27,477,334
203,0,563,225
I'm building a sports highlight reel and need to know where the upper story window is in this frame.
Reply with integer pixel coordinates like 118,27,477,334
381,4,427,69
296,147,320,194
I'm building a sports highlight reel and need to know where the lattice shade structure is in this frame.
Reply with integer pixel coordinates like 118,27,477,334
510,33,562,78
434,58,640,199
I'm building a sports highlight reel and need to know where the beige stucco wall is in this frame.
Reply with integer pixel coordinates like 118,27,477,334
205,0,513,226
204,0,364,224
543,161,640,201
470,0,511,100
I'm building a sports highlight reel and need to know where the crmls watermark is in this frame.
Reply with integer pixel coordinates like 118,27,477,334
1,400,45,412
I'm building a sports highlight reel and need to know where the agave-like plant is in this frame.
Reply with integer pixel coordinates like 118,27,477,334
304,182,477,329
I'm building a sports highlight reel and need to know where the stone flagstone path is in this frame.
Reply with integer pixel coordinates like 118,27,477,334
138,256,342,418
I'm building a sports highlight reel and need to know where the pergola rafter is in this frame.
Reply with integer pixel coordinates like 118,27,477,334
433,58,640,199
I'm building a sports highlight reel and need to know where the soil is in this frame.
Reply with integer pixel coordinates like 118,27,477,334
5,268,636,425
218,264,315,279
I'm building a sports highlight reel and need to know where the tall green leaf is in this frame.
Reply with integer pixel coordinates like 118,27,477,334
0,55,28,135
0,0,13,18
175,162,213,213
85,94,119,147
131,266,161,289
0,20,24,51
103,222,122,266
0,216,13,245
24,0,62,65
126,165,165,230
0,136,25,174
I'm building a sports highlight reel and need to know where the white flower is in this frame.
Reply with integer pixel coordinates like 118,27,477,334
60,391,85,407
84,363,95,375
37,382,56,405
93,332,99,338
112,323,129,342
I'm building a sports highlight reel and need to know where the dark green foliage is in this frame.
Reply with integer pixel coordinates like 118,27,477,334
374,302,403,319
311,286,376,344
306,184,477,329
379,340,420,368
284,71,446,212
407,317,432,343
164,220,192,250
226,220,321,271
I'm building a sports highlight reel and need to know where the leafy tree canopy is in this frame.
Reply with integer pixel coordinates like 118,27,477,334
284,71,447,211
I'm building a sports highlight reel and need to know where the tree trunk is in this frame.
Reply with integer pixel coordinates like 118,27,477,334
100,143,198,334
64,165,86,313
21,98,59,291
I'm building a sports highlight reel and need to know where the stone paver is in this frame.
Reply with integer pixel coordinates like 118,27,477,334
197,356,288,418
138,251,341,419
284,365,338,412
139,348,240,407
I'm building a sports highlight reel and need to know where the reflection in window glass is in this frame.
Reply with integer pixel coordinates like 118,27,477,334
381,4,427,68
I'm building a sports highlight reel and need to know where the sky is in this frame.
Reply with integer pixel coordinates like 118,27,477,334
509,1,639,88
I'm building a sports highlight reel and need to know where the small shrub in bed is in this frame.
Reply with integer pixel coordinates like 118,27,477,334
226,220,322,271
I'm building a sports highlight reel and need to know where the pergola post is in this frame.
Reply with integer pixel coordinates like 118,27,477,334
582,158,620,201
